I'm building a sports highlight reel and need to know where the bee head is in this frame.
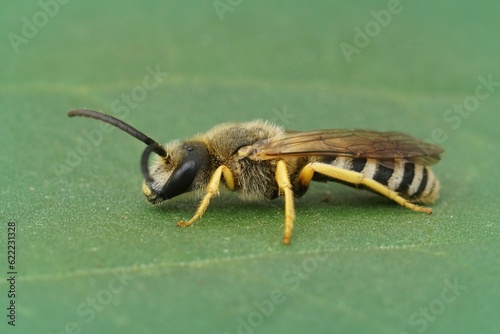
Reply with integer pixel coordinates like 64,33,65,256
141,141,211,204
67,109,210,204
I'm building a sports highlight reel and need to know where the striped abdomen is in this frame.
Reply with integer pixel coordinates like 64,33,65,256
314,156,440,203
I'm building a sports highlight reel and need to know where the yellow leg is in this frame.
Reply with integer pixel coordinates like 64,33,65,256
276,160,295,245
177,165,235,227
299,162,432,214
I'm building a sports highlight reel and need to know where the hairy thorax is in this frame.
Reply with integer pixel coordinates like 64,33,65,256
197,120,287,200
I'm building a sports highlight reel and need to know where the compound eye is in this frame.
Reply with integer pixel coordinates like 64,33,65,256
160,159,198,199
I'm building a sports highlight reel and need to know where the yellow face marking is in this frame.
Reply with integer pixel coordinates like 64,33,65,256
142,182,152,196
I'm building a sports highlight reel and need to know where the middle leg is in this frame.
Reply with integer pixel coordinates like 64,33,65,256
275,160,295,245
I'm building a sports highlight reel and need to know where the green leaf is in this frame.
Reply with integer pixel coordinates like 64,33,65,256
1,1,499,333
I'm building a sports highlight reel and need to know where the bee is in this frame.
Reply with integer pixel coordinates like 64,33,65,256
68,109,444,244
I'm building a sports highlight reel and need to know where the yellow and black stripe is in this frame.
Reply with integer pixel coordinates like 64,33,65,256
315,156,439,203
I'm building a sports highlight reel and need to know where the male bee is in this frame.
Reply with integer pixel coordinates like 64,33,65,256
68,109,444,244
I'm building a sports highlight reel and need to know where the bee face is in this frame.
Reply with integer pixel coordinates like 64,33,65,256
142,140,212,204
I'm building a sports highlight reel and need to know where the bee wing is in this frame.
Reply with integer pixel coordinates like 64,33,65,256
251,129,444,166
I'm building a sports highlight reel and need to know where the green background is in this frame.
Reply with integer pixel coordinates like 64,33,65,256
1,1,499,333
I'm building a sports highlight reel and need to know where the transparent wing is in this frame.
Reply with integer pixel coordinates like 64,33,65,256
250,129,444,165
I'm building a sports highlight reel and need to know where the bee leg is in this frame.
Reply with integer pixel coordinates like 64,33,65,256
275,160,296,245
177,165,235,227
299,163,432,214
